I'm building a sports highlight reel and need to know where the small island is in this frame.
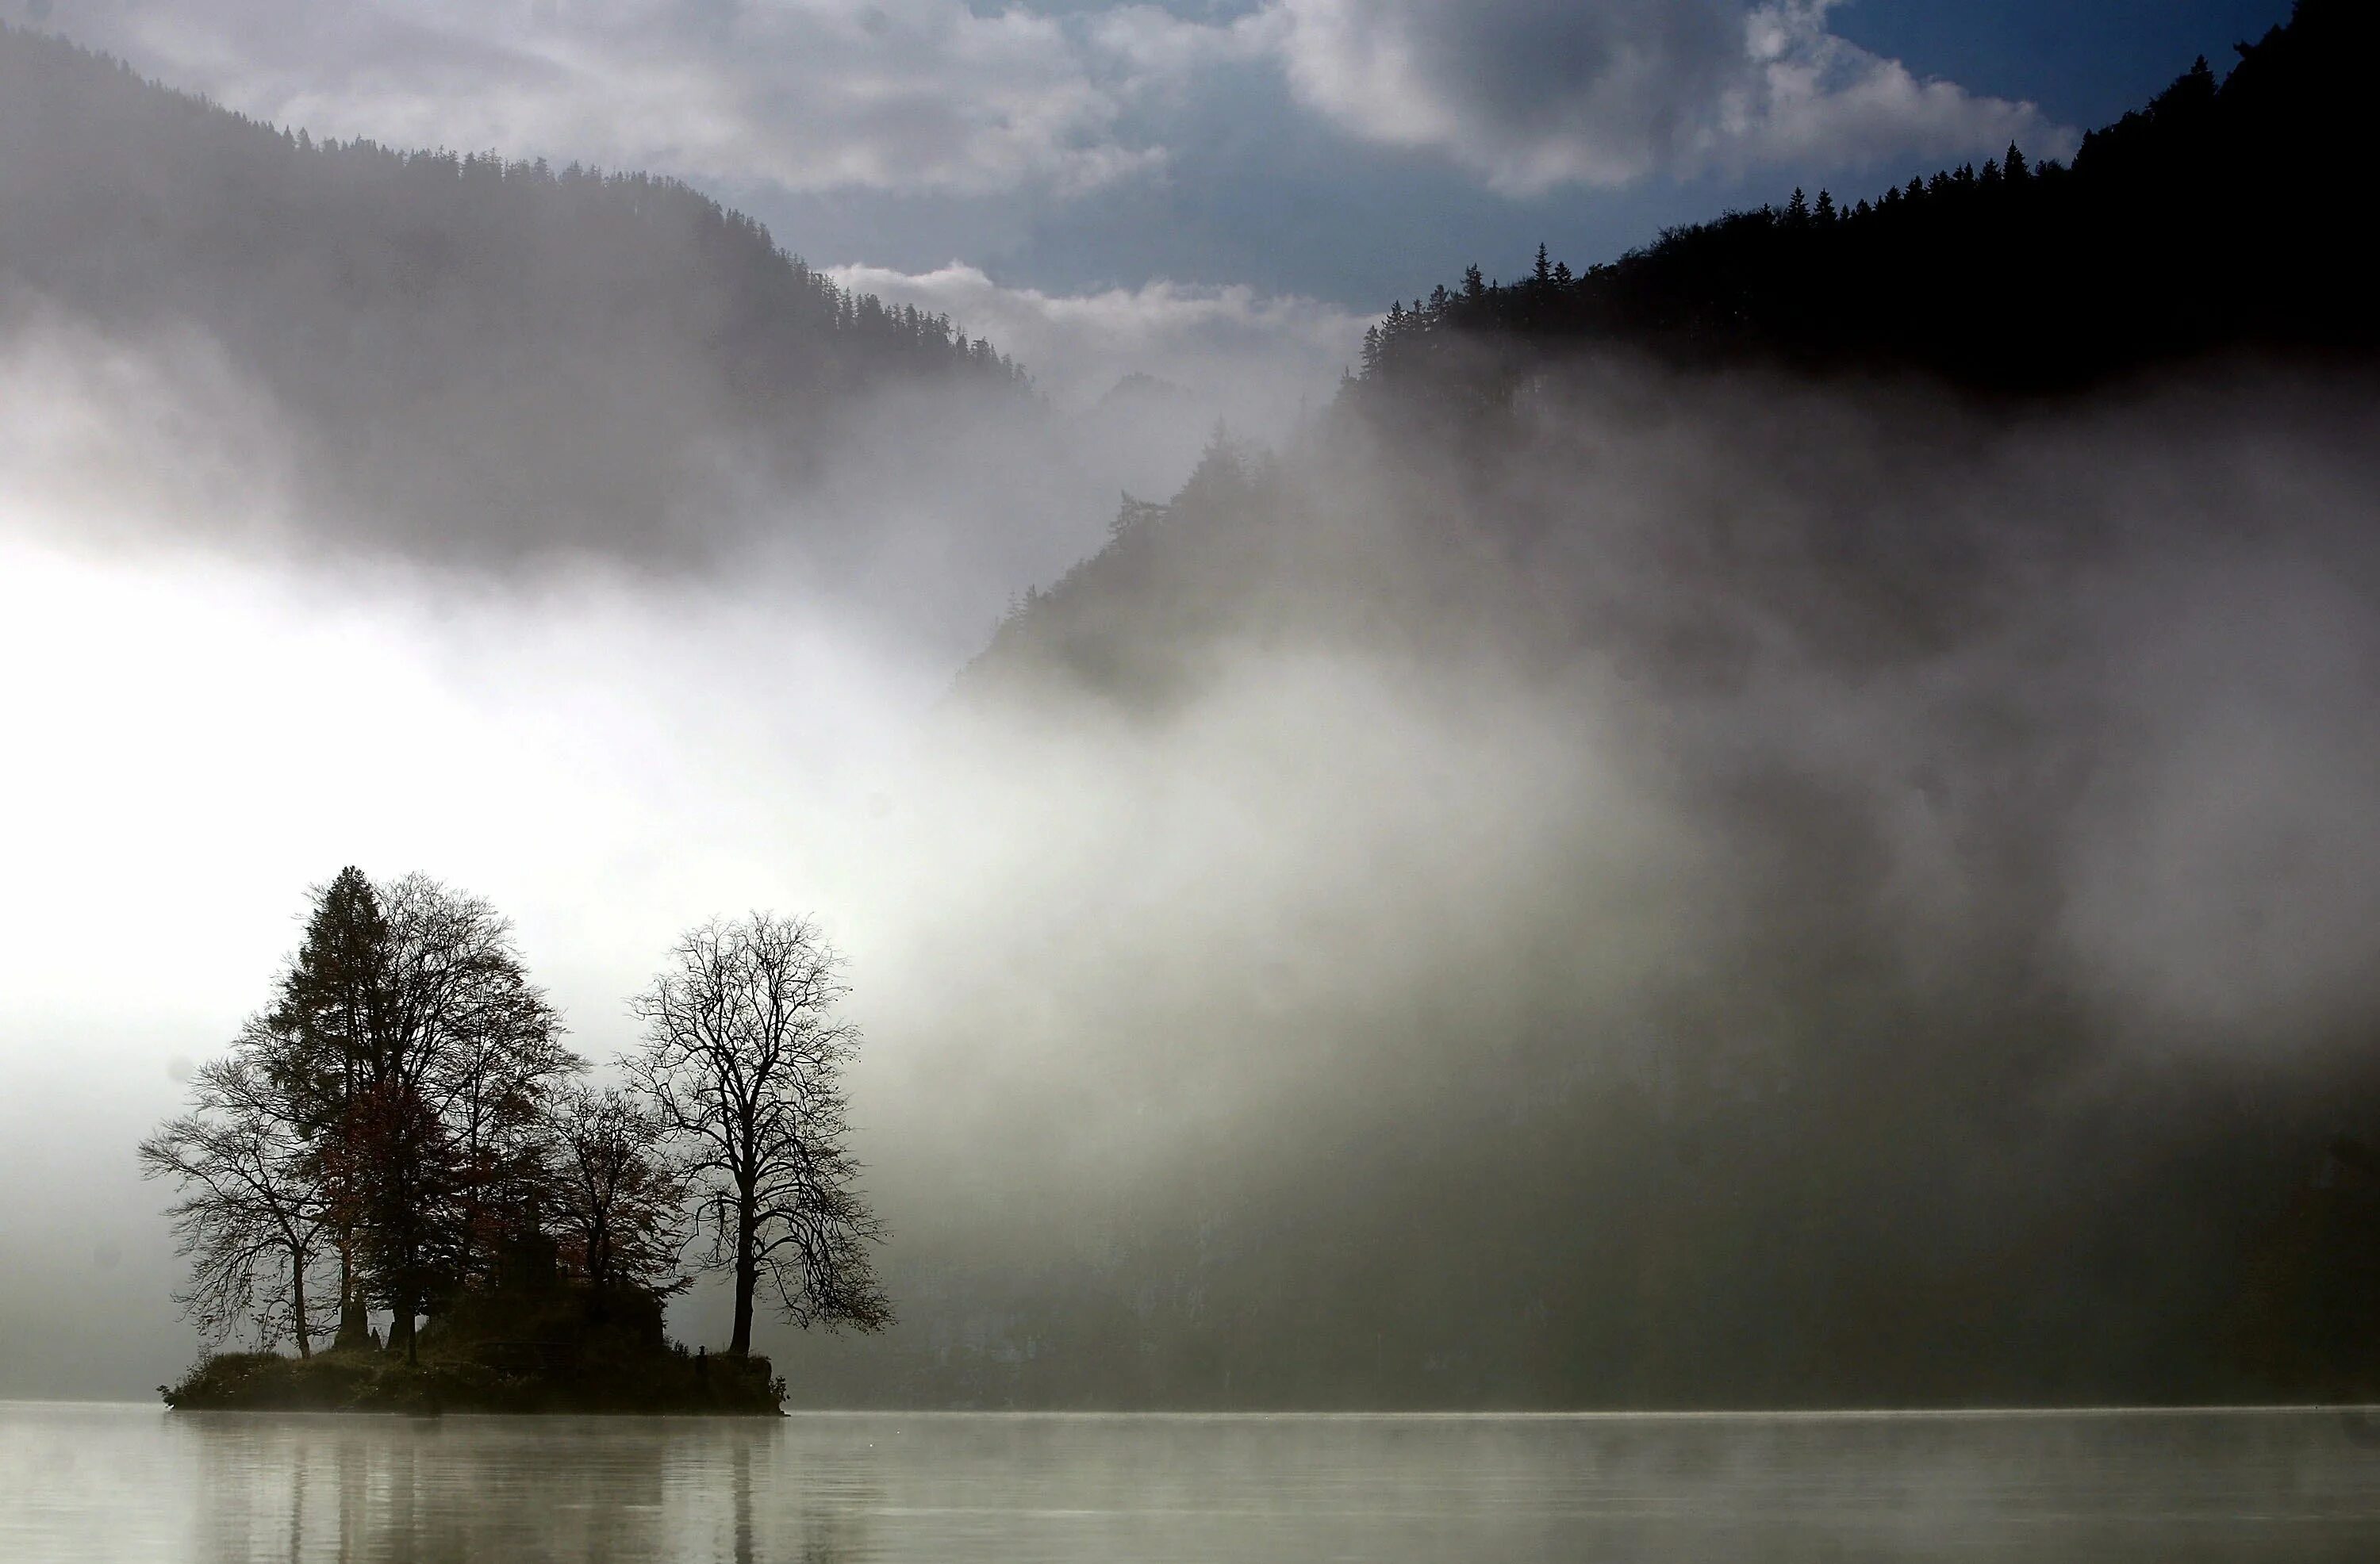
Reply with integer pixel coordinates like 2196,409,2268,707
162,1257,784,1416
142,870,891,1415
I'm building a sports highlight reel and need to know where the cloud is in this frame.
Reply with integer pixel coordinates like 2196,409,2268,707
43,0,2070,209
0,309,297,547
1084,2,1281,79
1269,0,2071,193
823,262,1367,421
63,0,1182,196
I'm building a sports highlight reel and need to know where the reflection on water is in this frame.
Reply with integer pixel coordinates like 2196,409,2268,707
6,1401,2380,1562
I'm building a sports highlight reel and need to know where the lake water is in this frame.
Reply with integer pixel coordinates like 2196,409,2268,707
6,1401,2380,1562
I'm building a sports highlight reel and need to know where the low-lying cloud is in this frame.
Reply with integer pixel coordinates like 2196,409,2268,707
826,261,1366,425
0,301,1212,662
6,319,2380,1402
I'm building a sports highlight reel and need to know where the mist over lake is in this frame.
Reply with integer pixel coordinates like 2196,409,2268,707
13,1405,2380,1563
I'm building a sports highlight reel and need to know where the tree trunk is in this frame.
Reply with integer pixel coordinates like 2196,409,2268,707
332,1221,375,1352
335,1286,372,1352
393,1298,418,1365
290,1253,312,1360
730,1198,758,1356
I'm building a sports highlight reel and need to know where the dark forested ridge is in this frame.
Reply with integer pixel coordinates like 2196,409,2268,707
0,24,1023,557
1360,0,2379,397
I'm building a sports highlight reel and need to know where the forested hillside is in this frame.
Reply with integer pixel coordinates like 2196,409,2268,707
982,0,2380,710
779,0,2380,1412
0,24,1023,556
1357,0,2378,394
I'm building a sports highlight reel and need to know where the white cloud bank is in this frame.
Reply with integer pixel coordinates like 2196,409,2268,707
46,0,2070,201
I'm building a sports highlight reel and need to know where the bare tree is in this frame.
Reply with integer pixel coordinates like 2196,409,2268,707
139,1034,332,1355
547,1084,690,1298
628,914,891,1355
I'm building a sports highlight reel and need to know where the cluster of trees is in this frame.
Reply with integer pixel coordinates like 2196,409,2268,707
0,22,1026,555
1357,0,2378,394
140,871,889,1363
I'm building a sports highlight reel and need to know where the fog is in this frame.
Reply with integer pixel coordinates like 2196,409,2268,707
7,180,2380,1408
0,287,1331,1391
820,362,2380,1407
6,25,2379,1401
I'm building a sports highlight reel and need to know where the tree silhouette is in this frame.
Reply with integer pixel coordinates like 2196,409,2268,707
140,1044,332,1355
265,864,388,1347
628,914,892,1356
547,1085,690,1299
149,868,572,1364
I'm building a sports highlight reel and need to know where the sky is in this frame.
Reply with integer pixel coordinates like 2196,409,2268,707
19,0,2294,396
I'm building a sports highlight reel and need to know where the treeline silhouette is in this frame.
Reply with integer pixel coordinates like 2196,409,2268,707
1360,0,2379,394
0,23,1023,556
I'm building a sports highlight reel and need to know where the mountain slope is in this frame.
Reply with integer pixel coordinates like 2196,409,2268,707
0,23,1024,559
1358,0,2379,395
809,2,2380,1412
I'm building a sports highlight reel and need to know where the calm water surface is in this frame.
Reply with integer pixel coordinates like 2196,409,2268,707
6,1401,2380,1562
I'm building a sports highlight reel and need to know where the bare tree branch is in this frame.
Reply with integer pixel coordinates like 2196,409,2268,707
138,1037,334,1355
